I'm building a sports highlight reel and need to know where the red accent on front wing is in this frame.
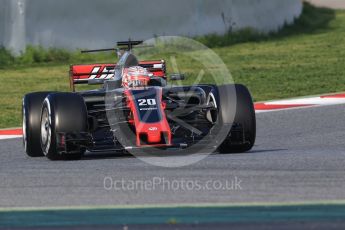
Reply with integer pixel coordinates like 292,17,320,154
125,88,172,147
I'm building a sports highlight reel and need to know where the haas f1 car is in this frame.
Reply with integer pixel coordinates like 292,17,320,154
22,41,256,160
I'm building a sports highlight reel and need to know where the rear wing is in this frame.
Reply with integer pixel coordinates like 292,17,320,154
69,60,166,91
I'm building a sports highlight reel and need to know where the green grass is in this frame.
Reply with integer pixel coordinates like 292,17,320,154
0,3,344,128
0,46,116,68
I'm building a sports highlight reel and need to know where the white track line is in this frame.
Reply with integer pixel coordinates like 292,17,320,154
0,135,22,140
255,93,345,113
265,97,345,106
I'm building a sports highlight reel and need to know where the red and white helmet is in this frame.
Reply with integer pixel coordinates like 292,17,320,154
122,66,151,88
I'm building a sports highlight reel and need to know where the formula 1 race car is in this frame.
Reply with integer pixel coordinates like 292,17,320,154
22,40,256,160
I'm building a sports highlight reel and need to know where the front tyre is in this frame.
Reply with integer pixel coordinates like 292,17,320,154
217,84,256,153
23,92,53,157
40,93,88,160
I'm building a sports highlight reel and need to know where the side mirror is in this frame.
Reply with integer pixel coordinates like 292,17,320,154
170,73,185,81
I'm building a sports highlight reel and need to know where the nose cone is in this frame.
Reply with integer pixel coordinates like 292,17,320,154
147,128,161,143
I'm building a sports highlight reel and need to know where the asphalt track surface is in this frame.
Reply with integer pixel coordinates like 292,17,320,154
1,104,345,228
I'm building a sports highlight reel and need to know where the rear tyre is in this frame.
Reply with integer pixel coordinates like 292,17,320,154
216,84,256,153
40,93,88,160
22,92,53,157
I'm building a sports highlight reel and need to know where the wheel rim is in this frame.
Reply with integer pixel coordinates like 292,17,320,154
206,92,218,123
41,107,51,154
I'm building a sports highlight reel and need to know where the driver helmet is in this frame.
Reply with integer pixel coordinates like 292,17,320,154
122,66,151,88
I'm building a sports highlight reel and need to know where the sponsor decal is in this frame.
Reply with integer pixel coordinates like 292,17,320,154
89,66,115,79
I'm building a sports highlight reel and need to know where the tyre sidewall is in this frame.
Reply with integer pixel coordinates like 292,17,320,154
41,96,59,160
22,92,52,157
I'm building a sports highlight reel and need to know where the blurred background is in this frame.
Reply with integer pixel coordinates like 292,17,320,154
0,0,302,55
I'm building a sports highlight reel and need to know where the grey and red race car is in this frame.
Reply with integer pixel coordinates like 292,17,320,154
22,40,256,160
